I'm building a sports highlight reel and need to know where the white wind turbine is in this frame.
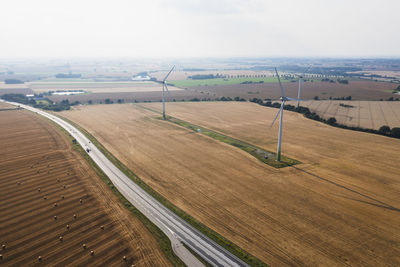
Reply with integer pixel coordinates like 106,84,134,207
161,65,175,120
271,68,304,161
295,66,311,108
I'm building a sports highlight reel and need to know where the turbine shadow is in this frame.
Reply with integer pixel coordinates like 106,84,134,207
291,166,400,213
335,194,400,212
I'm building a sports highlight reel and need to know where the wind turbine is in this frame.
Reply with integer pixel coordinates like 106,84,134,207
295,66,311,108
271,68,303,161
161,65,175,120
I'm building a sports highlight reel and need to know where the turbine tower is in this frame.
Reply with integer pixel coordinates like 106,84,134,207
161,66,175,120
271,68,304,161
296,66,311,108
297,74,303,108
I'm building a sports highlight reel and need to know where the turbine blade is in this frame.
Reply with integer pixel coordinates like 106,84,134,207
165,83,171,96
274,67,285,97
270,102,284,127
163,65,175,82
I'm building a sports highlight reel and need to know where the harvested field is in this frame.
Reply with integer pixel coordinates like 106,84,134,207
288,100,400,130
150,70,274,81
0,101,14,109
61,102,400,266
191,80,398,101
0,82,34,96
47,89,204,104
0,82,29,89
27,81,182,94
0,109,170,266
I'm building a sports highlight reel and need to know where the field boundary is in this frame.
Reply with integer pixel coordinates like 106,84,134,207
39,113,185,267
57,113,268,267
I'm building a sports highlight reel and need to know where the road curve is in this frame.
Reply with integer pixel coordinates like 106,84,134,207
4,100,249,267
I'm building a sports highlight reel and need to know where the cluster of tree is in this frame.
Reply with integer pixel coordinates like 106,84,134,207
249,97,400,139
55,73,82,78
337,79,349,84
240,81,264,84
378,126,400,138
329,96,352,100
4,79,24,84
0,93,72,111
36,101,71,111
273,65,362,76
321,78,336,83
0,93,35,104
188,74,225,80
385,97,400,101
191,96,245,102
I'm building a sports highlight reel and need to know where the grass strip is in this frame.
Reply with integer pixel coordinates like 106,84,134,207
40,114,185,267
162,115,300,168
57,114,268,267
138,104,298,168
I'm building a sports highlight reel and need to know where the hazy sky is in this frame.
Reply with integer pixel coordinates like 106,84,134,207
1,0,399,58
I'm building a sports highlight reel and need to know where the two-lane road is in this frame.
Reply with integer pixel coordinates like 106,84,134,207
4,100,249,267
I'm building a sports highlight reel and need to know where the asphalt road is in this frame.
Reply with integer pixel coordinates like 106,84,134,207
4,100,249,267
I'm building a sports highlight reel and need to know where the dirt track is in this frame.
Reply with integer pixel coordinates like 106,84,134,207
0,109,170,266
61,102,400,266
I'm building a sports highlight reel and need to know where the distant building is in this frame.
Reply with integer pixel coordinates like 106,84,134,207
132,75,151,81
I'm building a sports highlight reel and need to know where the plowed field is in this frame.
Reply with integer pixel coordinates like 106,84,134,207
0,109,170,266
61,102,400,266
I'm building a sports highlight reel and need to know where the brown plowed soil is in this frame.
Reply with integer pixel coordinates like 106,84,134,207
61,102,400,266
0,109,171,266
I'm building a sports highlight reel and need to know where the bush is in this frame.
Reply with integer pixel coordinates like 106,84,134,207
327,117,337,125
391,127,400,138
378,125,391,135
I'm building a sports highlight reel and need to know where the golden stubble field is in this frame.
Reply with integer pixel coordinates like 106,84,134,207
61,102,400,266
288,100,400,130
0,109,170,266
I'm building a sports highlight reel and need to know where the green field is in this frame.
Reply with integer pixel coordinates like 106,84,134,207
170,77,290,88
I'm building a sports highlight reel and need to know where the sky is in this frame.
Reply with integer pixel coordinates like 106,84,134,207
1,0,399,58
